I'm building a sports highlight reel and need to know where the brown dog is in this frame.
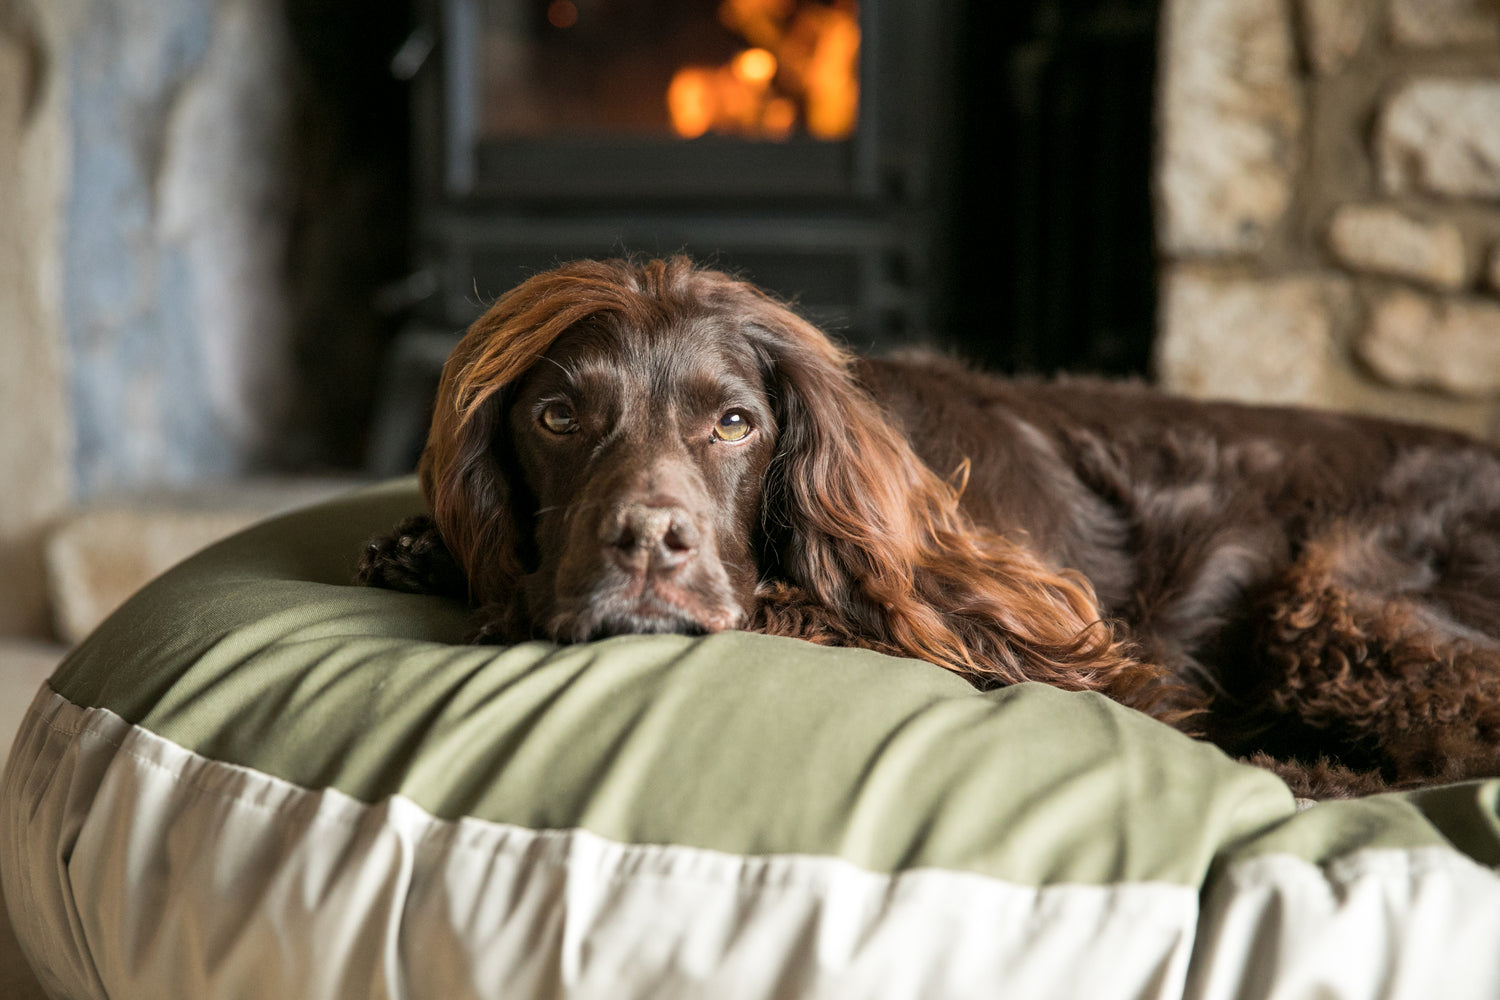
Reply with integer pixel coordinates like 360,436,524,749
362,257,1500,797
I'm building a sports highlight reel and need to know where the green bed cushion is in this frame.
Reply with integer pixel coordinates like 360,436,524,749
45,479,1500,878
9,479,1500,1000
48,479,1303,887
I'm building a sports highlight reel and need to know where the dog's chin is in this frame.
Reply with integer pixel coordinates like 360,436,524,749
580,606,710,641
547,579,743,643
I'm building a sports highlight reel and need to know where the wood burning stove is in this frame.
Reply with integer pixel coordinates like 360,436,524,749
365,0,1160,473
407,0,946,342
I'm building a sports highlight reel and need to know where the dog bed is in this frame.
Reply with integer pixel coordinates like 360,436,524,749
4,480,1499,999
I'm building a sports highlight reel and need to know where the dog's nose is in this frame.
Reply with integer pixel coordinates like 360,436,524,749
601,502,699,572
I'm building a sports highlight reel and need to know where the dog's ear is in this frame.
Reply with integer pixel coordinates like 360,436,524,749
419,299,551,637
420,384,530,632
726,280,1168,707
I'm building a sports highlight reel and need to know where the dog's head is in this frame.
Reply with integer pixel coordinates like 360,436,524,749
420,257,854,641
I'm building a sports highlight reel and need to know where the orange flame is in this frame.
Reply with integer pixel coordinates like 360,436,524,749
667,0,859,141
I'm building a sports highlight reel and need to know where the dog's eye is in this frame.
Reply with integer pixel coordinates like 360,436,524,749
712,410,752,443
539,402,579,435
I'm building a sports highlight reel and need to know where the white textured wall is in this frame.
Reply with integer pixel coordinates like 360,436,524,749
60,0,295,496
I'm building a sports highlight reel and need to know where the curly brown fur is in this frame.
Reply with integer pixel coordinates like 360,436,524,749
361,257,1500,797
1242,753,1394,800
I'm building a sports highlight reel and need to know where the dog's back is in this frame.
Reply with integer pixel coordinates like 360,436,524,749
860,353,1500,785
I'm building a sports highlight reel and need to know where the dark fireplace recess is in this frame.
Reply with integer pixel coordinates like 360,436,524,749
361,0,1161,473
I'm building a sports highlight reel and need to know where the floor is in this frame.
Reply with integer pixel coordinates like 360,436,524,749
0,641,71,999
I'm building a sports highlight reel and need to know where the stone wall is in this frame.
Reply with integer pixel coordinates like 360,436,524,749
0,1,74,635
0,0,298,639
2,0,297,503
1156,0,1500,439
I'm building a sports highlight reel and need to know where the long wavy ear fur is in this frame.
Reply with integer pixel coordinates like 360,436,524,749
708,276,1171,711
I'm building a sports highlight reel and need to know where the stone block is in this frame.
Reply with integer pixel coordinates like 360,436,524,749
44,479,361,645
1390,0,1500,47
1157,0,1304,255
1297,0,1370,75
1359,288,1500,396
1379,80,1500,200
1157,266,1348,406
1326,204,1467,289
45,508,265,647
